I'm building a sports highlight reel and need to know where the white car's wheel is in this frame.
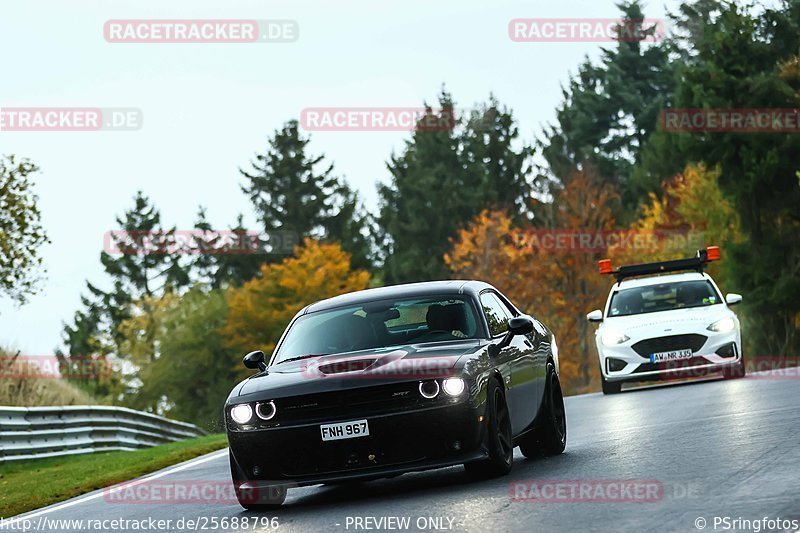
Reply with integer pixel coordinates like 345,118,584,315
722,353,746,379
600,366,621,394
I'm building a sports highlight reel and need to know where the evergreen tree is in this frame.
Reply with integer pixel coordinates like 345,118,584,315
188,206,219,286
91,192,189,346
240,120,372,269
378,91,534,284
379,94,476,283
55,295,121,399
636,0,800,355
62,192,191,366
241,120,337,237
321,181,374,271
462,97,535,219
538,1,676,215
190,210,265,288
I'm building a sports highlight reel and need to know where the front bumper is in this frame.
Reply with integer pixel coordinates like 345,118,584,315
227,401,487,486
598,329,741,383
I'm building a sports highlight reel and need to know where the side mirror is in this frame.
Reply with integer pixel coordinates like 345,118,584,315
489,316,534,357
587,310,603,322
725,293,742,306
243,350,267,371
508,315,534,336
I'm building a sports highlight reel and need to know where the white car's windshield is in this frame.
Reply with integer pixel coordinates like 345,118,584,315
608,280,721,317
273,295,480,364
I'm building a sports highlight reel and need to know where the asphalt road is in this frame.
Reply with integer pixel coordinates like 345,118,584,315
8,374,800,533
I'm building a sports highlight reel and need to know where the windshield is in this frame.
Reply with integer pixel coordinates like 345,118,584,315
608,280,721,317
273,295,481,364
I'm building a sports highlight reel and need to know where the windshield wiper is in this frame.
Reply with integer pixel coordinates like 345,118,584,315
276,353,330,364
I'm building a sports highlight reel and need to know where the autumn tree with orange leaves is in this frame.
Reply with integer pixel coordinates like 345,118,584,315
446,168,618,394
223,239,370,373
626,163,741,287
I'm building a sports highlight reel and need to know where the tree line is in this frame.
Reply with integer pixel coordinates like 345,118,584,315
1,0,795,426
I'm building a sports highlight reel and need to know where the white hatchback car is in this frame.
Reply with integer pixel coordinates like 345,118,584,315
587,248,743,394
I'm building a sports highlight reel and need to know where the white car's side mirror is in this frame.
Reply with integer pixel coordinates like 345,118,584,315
587,309,603,322
725,293,743,305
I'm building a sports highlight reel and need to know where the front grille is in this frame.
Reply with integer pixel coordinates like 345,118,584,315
281,438,429,477
274,381,439,424
631,334,707,358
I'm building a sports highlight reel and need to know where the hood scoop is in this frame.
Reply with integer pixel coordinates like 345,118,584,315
318,358,378,375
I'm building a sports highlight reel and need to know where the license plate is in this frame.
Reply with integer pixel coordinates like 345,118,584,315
320,419,369,441
650,349,693,363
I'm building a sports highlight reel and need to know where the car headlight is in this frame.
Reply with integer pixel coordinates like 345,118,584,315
601,329,630,346
255,401,276,420
707,317,736,333
230,404,253,424
419,380,440,399
442,377,465,396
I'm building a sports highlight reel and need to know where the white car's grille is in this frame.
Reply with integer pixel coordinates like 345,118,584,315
631,334,708,358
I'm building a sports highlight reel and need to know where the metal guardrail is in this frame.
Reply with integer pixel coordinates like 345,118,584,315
0,406,207,462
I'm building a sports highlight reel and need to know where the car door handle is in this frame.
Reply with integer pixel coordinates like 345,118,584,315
524,339,533,348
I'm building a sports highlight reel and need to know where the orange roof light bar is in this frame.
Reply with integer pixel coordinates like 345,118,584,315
600,247,720,282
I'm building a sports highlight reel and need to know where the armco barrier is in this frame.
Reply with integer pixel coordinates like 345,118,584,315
0,406,207,462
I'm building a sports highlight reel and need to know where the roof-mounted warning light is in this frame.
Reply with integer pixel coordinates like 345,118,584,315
598,246,721,282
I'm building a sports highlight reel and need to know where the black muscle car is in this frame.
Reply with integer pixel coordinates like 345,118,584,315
225,280,566,509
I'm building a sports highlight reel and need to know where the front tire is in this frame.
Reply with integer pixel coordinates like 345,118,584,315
464,378,513,479
601,376,622,394
520,361,567,458
722,353,746,379
600,363,622,394
229,451,287,510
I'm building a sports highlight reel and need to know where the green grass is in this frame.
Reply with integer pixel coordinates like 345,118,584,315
0,433,228,518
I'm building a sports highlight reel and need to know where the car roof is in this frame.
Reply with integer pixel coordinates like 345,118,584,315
304,280,494,313
613,272,710,291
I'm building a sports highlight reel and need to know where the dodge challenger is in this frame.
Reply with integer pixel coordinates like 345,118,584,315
224,280,566,509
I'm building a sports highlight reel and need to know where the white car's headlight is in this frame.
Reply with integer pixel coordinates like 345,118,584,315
442,377,466,396
601,329,630,346
230,404,253,424
707,317,736,333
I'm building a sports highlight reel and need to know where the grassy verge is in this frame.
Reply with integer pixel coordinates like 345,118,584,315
0,433,228,518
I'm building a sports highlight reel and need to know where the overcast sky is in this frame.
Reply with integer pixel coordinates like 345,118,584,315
0,0,678,354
